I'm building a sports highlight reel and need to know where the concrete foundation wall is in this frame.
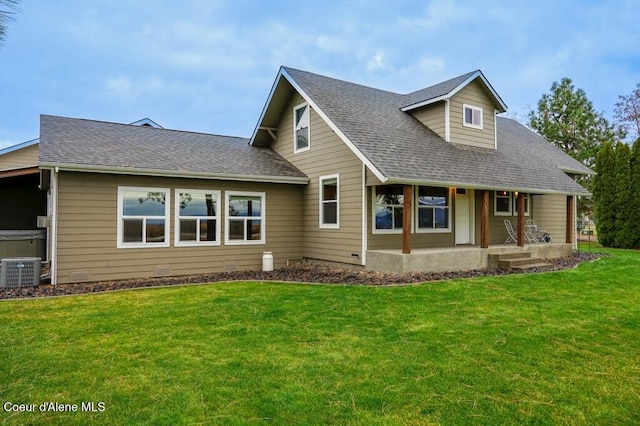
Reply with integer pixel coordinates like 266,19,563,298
366,243,573,274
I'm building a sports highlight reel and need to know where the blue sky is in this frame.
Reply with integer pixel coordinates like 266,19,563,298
1,0,639,149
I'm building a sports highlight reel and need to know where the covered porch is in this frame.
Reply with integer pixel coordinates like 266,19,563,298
366,243,573,274
367,184,578,274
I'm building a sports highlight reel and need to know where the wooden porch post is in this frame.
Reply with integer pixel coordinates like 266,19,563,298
402,185,412,254
566,195,574,244
517,192,525,247
481,190,489,248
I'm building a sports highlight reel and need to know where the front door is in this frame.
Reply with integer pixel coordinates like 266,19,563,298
455,189,472,245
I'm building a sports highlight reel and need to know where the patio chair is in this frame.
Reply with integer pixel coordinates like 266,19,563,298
504,219,517,244
526,219,551,243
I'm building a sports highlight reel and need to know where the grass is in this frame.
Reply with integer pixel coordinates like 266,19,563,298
1,248,639,425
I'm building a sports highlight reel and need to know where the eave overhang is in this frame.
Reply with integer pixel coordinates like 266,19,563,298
38,163,309,185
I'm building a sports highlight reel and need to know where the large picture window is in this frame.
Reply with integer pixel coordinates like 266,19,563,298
175,190,220,246
117,187,170,248
373,185,404,233
226,191,265,244
294,103,310,153
417,186,450,231
320,174,339,228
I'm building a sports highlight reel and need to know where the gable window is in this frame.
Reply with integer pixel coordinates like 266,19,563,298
320,174,339,228
294,103,310,153
494,191,529,216
117,186,170,248
417,186,450,232
175,190,220,246
373,185,404,233
463,104,483,129
226,191,265,244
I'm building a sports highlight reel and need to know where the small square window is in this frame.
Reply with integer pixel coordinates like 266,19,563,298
463,104,483,129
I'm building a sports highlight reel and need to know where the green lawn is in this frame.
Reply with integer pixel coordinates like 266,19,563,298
1,248,639,425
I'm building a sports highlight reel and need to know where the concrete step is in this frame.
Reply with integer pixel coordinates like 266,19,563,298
496,252,532,260
510,262,552,270
498,257,547,270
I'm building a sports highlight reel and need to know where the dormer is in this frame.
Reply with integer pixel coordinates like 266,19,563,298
401,70,507,149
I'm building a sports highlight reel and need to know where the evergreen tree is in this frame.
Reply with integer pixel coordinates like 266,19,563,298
613,142,633,248
593,141,616,247
630,138,640,247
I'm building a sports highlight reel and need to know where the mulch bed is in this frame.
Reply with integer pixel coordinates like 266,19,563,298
0,252,603,300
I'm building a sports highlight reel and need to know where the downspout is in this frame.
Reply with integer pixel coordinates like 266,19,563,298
50,167,59,286
361,163,367,266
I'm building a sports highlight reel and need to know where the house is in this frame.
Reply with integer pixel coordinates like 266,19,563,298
4,67,592,284
0,119,163,261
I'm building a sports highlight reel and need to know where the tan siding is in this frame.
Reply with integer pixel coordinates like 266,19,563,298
449,81,496,149
55,172,303,284
531,194,566,242
271,93,364,265
367,187,455,250
479,192,565,244
0,144,39,171
409,101,446,140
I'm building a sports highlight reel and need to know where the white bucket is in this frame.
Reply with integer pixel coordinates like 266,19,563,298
262,252,274,272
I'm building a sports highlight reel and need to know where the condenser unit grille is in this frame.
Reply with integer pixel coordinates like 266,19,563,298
0,258,41,288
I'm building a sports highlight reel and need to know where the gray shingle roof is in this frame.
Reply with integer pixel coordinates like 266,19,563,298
39,115,307,183
279,67,591,195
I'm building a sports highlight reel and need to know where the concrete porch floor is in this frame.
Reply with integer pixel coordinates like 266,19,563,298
365,243,573,274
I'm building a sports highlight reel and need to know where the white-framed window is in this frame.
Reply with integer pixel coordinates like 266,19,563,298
463,104,483,129
495,190,512,216
513,192,530,217
416,186,450,232
225,191,265,245
175,189,221,246
494,191,530,216
294,102,310,153
117,186,170,248
319,174,339,228
373,185,405,234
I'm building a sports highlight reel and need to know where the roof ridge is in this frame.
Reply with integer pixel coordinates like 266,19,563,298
40,114,248,141
281,66,404,97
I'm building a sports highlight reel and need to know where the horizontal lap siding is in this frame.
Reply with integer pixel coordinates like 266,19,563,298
55,172,303,283
410,102,446,140
367,188,455,250
0,145,38,171
450,81,495,149
273,93,363,264
481,192,565,244
531,194,566,242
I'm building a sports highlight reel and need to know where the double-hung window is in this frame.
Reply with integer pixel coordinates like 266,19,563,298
495,191,529,216
417,186,450,231
373,185,404,233
463,104,483,129
117,186,170,248
513,192,530,216
294,103,310,153
175,190,220,246
320,174,339,228
495,190,512,215
226,191,265,244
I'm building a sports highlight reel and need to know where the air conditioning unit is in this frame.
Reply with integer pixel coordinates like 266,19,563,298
0,258,42,288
